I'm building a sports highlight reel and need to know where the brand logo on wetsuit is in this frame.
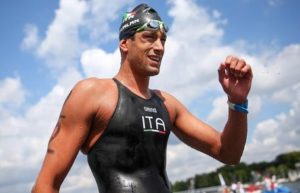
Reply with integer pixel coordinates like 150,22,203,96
144,106,157,113
141,116,166,134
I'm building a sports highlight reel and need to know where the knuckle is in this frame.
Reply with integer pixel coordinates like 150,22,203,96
239,59,246,65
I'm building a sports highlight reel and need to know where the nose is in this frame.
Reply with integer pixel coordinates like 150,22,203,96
153,38,164,55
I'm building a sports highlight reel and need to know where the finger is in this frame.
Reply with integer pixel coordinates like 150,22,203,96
225,55,233,64
236,59,246,71
240,64,253,79
235,59,246,77
228,57,239,76
218,63,227,83
245,64,253,79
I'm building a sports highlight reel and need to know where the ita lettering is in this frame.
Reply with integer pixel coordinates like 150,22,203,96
141,116,166,134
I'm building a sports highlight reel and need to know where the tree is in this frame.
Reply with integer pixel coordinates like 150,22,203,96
277,164,289,178
275,151,300,169
171,151,300,191
172,180,189,192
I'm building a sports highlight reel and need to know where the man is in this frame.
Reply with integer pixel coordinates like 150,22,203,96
32,3,253,193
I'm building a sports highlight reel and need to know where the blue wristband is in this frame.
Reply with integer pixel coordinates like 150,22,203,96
227,100,248,114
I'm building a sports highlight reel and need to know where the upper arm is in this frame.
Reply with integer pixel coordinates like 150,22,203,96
162,92,222,159
33,79,99,190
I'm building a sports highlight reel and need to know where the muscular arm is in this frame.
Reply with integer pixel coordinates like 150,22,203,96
167,56,252,165
32,79,99,193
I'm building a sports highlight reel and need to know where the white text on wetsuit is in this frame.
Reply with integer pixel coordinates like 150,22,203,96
144,106,157,113
141,116,166,134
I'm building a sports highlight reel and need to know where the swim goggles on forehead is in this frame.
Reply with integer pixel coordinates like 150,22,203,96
136,19,168,33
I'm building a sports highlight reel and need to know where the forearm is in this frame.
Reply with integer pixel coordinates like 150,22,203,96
31,183,59,193
216,55,252,163
219,108,247,164
31,153,70,193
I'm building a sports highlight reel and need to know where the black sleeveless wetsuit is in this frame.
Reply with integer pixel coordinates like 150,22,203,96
88,79,172,193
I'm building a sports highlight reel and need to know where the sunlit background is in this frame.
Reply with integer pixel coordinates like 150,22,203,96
1,0,300,192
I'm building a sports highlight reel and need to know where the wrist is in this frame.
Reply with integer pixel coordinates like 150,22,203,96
227,100,248,114
227,95,248,104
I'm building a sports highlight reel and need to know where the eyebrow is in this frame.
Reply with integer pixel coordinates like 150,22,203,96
142,30,167,39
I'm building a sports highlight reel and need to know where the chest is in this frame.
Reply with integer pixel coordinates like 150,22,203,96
108,92,172,139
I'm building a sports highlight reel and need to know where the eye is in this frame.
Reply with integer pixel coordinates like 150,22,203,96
144,33,156,40
160,35,167,45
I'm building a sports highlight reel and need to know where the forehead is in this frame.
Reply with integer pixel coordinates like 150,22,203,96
137,30,167,39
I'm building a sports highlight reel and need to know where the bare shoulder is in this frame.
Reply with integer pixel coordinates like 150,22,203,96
153,89,176,103
153,89,184,123
65,78,118,113
154,89,187,107
76,78,118,153
73,77,115,93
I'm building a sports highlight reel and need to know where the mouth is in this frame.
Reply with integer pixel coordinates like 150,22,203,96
148,55,161,64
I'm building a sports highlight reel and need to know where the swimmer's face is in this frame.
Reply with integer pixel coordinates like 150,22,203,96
125,30,166,76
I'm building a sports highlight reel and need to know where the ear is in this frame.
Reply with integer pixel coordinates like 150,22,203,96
119,39,129,53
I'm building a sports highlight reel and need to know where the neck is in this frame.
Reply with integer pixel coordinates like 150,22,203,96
114,65,151,99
